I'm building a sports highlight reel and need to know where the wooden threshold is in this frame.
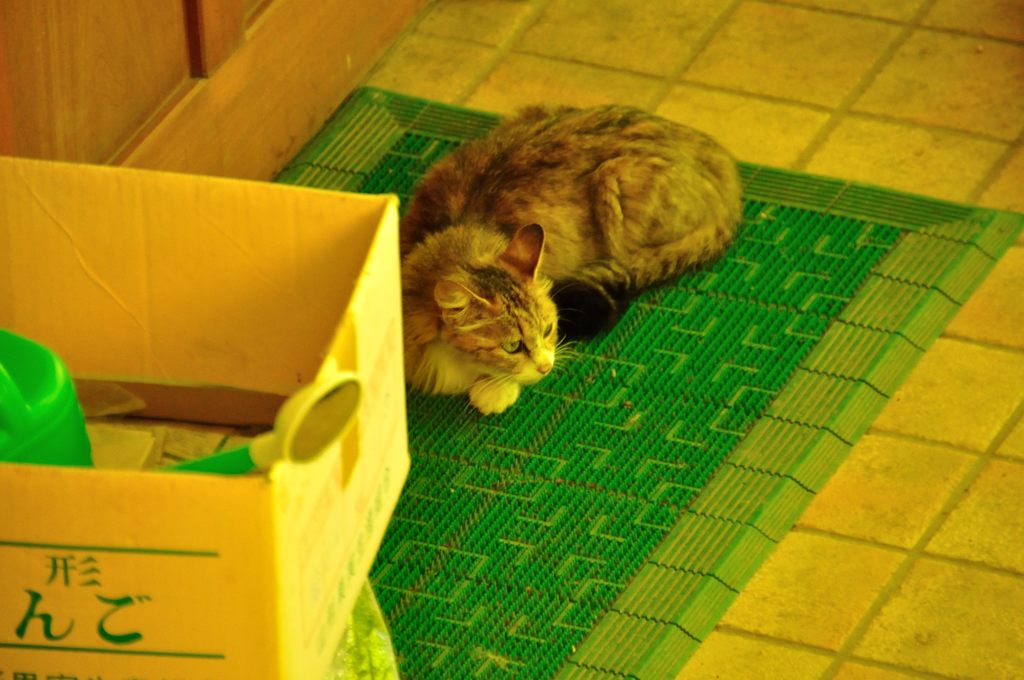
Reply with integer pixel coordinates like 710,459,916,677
118,0,426,181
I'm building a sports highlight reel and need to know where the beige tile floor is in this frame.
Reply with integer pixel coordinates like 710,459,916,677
363,1,1024,677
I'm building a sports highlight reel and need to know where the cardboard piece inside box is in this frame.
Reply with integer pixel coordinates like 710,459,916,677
0,156,409,680
78,379,270,471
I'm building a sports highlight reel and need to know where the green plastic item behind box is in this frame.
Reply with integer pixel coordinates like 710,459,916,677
0,329,92,467
325,582,401,680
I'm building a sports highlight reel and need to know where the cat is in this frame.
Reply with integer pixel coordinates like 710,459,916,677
400,104,742,414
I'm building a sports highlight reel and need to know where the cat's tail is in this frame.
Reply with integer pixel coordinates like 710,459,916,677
551,260,635,340
550,216,739,340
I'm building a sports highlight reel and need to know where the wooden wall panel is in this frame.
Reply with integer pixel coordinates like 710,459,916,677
120,0,429,180
244,0,275,26
185,0,246,76
0,1,191,163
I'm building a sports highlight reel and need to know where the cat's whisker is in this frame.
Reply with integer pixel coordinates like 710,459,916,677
556,346,581,363
551,341,583,374
554,353,579,368
557,350,581,366
554,337,581,358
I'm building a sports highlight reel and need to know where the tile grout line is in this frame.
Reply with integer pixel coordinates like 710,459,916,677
666,79,1017,145
916,25,1024,47
789,525,911,554
836,656,960,680
453,0,556,106
713,625,957,679
712,624,837,657
500,47,667,83
646,0,746,111
792,0,941,171
864,426,988,456
847,110,1018,145
993,451,1024,464
938,331,1024,355
793,526,1024,579
966,127,1024,204
760,0,1024,47
917,548,1024,580
670,78,835,113
754,0,916,27
819,396,1024,679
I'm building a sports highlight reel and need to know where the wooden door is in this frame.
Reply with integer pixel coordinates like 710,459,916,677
0,1,192,163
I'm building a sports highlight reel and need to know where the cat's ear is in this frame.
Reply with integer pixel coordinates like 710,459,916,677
434,280,488,312
499,224,545,280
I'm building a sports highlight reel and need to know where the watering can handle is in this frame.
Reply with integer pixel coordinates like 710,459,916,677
260,372,362,466
167,371,361,475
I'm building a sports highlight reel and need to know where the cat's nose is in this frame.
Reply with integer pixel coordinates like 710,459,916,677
538,361,552,375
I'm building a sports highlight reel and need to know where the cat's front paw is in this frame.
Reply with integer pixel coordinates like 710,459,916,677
469,380,521,415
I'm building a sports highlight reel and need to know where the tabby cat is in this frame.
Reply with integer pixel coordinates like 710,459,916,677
400,104,742,414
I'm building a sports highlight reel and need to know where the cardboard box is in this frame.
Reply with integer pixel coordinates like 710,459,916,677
0,156,409,679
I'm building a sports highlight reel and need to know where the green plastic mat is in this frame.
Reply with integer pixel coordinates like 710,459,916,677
278,88,1023,679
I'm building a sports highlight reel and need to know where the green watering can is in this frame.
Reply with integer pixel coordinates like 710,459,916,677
0,329,92,466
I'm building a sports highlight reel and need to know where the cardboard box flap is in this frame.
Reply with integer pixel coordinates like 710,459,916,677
0,156,391,395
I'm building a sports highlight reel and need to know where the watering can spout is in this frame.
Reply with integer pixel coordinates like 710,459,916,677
168,374,361,475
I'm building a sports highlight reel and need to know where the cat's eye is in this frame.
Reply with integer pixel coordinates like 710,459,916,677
502,339,523,354
544,323,554,337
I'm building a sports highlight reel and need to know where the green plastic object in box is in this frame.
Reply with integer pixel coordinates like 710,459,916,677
0,329,92,467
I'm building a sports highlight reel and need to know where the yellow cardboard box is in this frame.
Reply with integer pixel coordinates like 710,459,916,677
0,156,409,679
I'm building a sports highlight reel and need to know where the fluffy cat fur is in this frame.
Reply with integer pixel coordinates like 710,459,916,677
401,104,742,414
